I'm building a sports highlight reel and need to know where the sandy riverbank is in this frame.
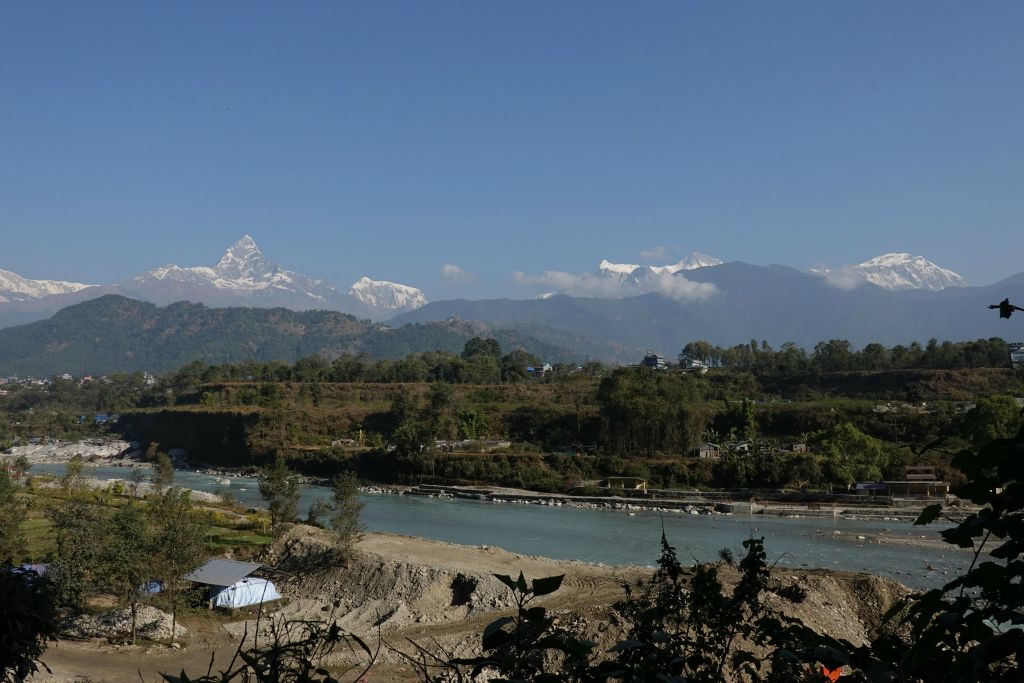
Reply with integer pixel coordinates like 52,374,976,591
34,526,916,683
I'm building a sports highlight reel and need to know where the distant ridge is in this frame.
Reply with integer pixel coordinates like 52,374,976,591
0,295,578,376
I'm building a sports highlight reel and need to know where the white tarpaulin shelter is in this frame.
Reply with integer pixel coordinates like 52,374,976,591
211,577,282,608
185,558,282,609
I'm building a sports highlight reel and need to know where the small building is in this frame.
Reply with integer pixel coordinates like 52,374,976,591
679,358,709,374
184,558,282,609
640,353,670,370
696,442,721,460
601,477,647,492
882,467,949,497
1009,342,1024,369
855,482,887,496
725,440,753,455
781,442,808,453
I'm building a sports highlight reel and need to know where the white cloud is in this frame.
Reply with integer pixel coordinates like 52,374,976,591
440,262,476,284
514,269,718,302
640,245,669,261
811,265,868,291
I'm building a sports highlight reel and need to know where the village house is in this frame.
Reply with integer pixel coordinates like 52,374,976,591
639,353,670,370
881,465,950,497
696,442,721,459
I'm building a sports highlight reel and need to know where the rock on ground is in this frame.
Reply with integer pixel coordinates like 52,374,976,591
62,605,188,641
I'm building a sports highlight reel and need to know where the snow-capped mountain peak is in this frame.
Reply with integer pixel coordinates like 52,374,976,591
651,251,724,274
214,234,277,279
599,251,723,279
853,253,967,291
0,268,92,303
598,259,640,276
348,277,428,312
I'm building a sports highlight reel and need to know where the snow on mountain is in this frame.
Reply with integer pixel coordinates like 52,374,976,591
348,276,428,313
651,251,724,274
598,259,641,279
0,268,92,303
854,253,967,291
814,253,967,291
599,251,723,280
598,252,724,284
131,234,339,304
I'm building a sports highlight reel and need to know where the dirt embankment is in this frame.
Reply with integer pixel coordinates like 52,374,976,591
35,526,913,682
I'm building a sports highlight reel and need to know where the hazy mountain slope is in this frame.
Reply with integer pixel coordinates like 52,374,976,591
0,296,577,376
395,262,1024,353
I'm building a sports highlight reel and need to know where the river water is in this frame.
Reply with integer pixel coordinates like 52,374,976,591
32,464,968,590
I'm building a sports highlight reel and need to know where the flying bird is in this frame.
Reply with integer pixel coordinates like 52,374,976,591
989,298,1024,319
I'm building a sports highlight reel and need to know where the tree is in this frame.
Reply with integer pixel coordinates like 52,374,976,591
128,466,146,498
811,421,884,485
326,472,364,558
258,455,302,530
46,499,105,608
151,451,175,495
60,454,86,495
0,469,26,562
959,395,1024,446
0,568,57,683
11,455,30,484
461,337,502,360
98,503,154,644
149,489,207,644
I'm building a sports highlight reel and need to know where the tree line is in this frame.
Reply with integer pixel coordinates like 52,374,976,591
682,336,1012,374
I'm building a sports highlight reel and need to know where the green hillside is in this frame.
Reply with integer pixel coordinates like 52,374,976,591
0,295,575,375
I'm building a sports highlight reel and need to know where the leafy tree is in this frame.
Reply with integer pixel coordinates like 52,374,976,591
46,499,106,608
151,451,175,495
859,424,1024,680
60,454,87,495
258,455,302,530
149,489,208,644
461,337,502,360
128,466,147,498
0,469,26,562
99,503,154,644
326,472,364,557
11,455,30,484
0,568,57,683
500,350,541,383
959,395,1023,446
811,421,885,485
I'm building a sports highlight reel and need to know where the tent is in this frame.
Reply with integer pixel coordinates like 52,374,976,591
211,577,282,609
184,558,283,609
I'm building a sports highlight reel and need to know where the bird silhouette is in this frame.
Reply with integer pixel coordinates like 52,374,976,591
989,298,1024,319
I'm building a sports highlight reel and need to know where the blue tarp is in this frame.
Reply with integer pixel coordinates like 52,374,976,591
211,577,282,609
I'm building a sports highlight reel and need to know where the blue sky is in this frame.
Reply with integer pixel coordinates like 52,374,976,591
2,1,1021,299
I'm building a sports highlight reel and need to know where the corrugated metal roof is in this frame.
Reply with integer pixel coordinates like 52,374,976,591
184,558,263,587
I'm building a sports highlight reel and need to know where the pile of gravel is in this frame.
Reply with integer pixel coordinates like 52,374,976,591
62,605,189,641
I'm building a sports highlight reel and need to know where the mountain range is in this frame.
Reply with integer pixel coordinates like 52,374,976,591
0,236,427,327
394,262,1024,354
2,240,1020,370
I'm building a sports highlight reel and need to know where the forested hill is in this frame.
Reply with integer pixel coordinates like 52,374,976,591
0,295,576,375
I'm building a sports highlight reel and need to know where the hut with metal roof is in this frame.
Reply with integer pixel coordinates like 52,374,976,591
184,558,282,609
